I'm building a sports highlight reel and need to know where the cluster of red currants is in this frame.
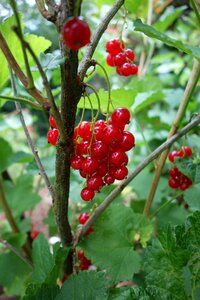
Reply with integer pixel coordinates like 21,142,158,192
168,146,193,191
63,16,91,51
77,249,92,271
47,115,58,145
106,38,138,76
71,107,135,201
78,212,94,235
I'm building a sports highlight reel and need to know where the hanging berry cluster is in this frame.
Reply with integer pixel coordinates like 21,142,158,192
77,249,92,270
106,38,138,76
71,107,135,201
168,146,193,191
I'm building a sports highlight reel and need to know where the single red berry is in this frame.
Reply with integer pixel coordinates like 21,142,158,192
111,107,131,128
130,64,138,75
109,149,128,167
114,52,126,67
80,187,95,201
87,174,104,191
104,174,115,185
120,131,135,151
106,38,125,55
77,249,85,259
86,227,94,236
124,49,135,61
112,166,128,180
120,62,133,76
168,177,180,189
180,182,190,191
78,212,90,224
168,150,179,163
70,155,83,170
116,66,123,76
169,166,181,179
76,141,90,155
106,54,115,67
97,163,108,177
47,128,59,146
103,124,122,146
30,231,40,240
91,140,108,159
81,156,98,175
76,121,92,140
63,17,91,50
79,169,87,178
49,115,57,128
184,146,193,157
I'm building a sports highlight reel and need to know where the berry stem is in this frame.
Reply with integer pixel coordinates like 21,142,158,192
95,62,113,122
0,95,42,110
85,83,101,120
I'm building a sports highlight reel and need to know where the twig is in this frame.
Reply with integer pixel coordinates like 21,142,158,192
9,67,54,202
0,239,33,268
78,0,125,80
73,114,200,245
0,32,49,109
0,176,32,261
143,60,200,216
35,0,58,22
0,95,42,110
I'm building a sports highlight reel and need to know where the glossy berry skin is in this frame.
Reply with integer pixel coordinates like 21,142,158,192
178,146,193,158
168,150,179,163
109,149,128,167
103,125,122,145
120,131,135,151
80,187,95,201
63,17,91,50
47,128,59,146
76,121,92,140
111,107,130,128
87,174,104,191
113,166,128,180
76,141,90,155
124,49,135,61
49,115,57,128
114,52,126,67
104,174,115,185
70,155,83,170
91,141,108,159
78,212,89,224
106,54,115,67
168,178,180,189
81,156,98,175
106,38,125,55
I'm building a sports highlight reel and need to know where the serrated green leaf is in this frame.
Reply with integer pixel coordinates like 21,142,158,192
184,183,200,209
131,90,163,114
175,157,196,181
0,137,13,172
23,283,59,300
32,233,54,283
3,174,40,218
80,204,153,283
134,19,200,60
56,271,108,300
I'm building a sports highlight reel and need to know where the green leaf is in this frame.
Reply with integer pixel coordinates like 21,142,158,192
0,137,13,172
32,233,54,283
154,6,186,32
131,90,163,114
23,283,59,300
184,183,200,209
81,204,153,283
134,19,200,60
55,271,108,300
3,174,41,218
175,157,196,181
0,251,31,296
0,15,51,88
9,151,33,164
34,52,66,71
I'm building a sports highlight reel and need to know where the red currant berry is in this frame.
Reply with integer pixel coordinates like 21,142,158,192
70,155,83,170
103,125,122,145
109,149,128,167
63,17,91,51
77,249,85,259
106,38,125,55
79,169,87,178
168,177,180,189
112,166,128,180
168,150,179,163
78,212,89,224
91,141,108,159
86,227,94,236
97,163,108,177
80,187,95,201
111,107,131,128
120,62,133,76
49,115,57,128
120,131,135,151
81,156,98,175
106,54,115,67
76,121,92,140
130,64,138,75
116,66,123,76
124,49,135,61
184,146,192,157
47,128,59,146
30,231,40,240
76,141,90,155
114,52,126,67
104,174,115,185
87,174,104,191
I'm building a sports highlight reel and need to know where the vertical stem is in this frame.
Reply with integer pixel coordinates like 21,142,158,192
143,60,200,216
